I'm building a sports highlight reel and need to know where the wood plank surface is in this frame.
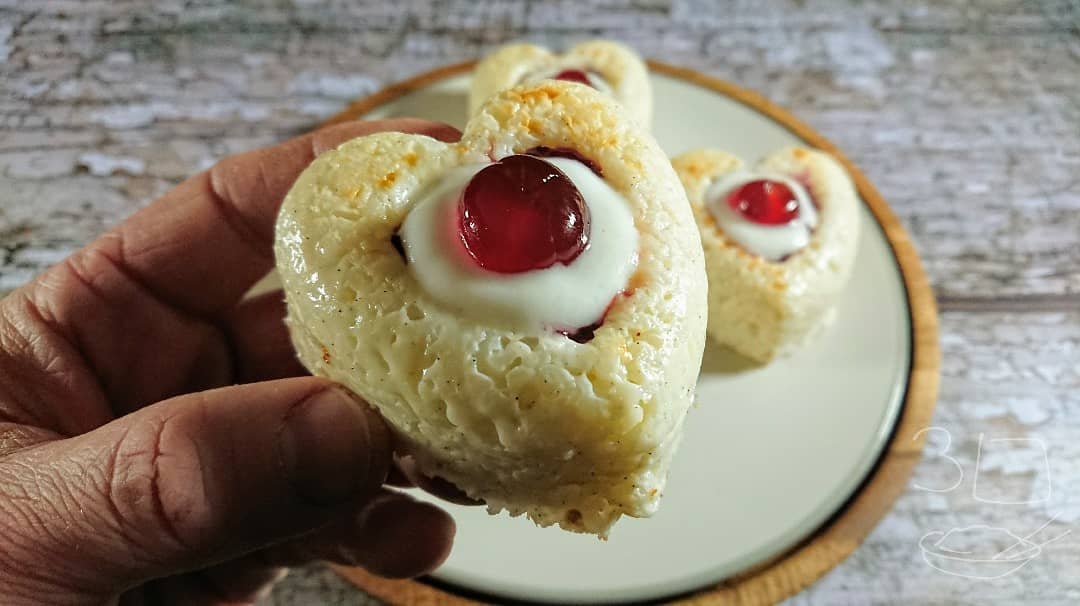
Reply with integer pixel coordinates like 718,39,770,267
1,1,1077,604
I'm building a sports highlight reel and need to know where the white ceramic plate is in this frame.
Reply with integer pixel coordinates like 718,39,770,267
354,70,912,605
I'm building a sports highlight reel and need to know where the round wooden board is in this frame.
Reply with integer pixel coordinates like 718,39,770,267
324,61,940,606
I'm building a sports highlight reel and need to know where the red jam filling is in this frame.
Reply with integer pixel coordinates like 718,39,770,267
459,154,590,274
559,318,603,344
727,179,800,225
390,231,406,262
557,294,618,343
553,69,593,86
525,146,603,177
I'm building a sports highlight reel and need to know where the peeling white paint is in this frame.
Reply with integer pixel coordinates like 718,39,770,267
1006,398,1051,426
0,269,35,293
836,73,886,100
923,494,951,511
296,98,341,118
11,245,70,266
0,22,12,63
977,441,1051,474
89,99,272,129
104,50,135,65
966,401,1007,420
91,104,158,129
77,152,146,176
911,49,937,65
4,150,78,178
54,79,81,99
10,78,50,98
823,27,895,73
288,71,380,99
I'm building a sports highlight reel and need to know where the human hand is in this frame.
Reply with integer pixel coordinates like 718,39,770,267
0,119,463,605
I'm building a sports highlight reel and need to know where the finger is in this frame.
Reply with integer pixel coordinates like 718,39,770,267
17,120,462,416
120,576,210,606
198,557,288,604
257,489,456,579
0,377,392,598
225,290,307,383
183,489,454,597
396,455,484,506
103,119,462,318
120,564,287,606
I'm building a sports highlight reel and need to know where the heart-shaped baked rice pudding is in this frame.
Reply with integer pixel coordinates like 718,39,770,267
276,81,706,536
469,40,651,128
672,147,860,362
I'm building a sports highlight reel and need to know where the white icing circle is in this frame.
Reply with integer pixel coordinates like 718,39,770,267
704,172,818,261
399,156,638,331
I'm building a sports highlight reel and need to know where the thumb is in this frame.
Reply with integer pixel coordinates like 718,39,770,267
0,377,390,600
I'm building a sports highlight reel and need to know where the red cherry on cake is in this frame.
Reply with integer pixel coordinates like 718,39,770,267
553,69,593,86
460,154,591,274
727,180,800,225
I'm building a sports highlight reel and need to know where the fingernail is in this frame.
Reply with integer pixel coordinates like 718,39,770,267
349,493,456,578
279,387,387,505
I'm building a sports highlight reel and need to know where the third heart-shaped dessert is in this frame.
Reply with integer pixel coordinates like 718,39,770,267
672,147,860,362
276,81,706,536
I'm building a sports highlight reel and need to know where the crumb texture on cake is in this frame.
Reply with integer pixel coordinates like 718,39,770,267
276,82,705,536
672,147,860,362
469,40,652,127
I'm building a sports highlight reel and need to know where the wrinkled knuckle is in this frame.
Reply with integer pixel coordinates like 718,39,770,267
0,458,48,551
0,452,106,599
108,413,210,554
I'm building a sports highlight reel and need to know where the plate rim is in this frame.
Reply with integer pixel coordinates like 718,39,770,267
324,60,941,606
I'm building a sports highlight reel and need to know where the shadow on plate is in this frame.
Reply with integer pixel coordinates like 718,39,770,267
699,340,759,375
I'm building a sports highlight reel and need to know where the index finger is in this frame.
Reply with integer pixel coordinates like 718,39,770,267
108,119,461,317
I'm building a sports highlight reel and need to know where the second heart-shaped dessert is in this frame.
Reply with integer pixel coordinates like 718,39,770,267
469,40,652,127
275,81,706,536
672,147,860,362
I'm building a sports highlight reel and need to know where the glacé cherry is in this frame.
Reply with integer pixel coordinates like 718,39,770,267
553,69,592,87
727,180,800,225
459,155,590,274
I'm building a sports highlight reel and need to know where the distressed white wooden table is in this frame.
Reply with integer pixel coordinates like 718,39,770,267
1,2,1077,604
